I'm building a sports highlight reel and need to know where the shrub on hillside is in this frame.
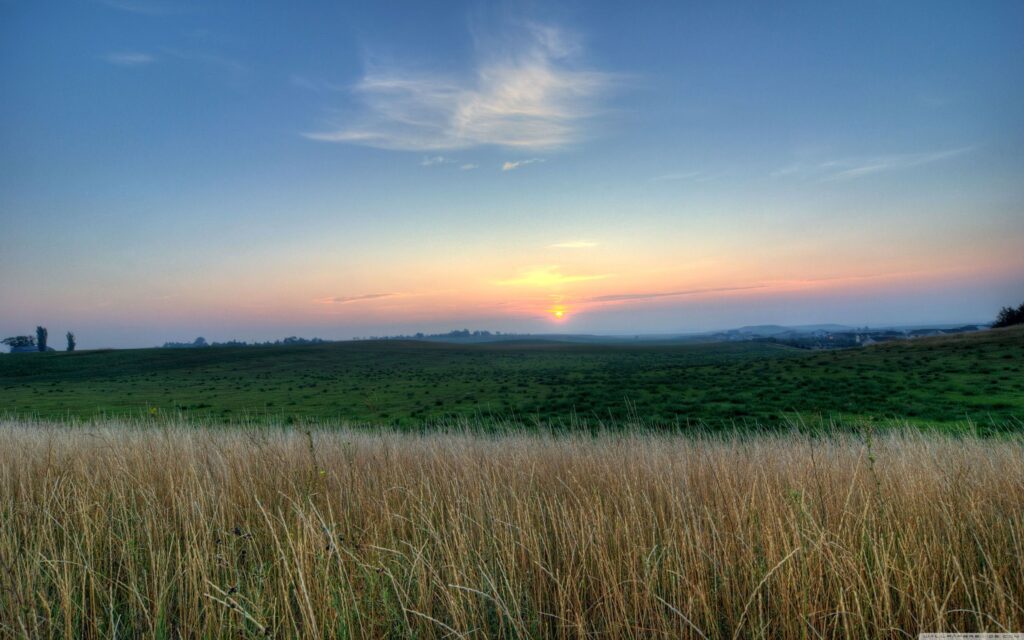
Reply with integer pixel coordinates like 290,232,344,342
993,302,1024,328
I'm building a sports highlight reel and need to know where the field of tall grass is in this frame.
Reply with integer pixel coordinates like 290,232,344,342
1,419,1022,638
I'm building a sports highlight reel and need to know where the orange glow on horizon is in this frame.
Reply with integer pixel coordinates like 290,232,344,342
96,253,1021,330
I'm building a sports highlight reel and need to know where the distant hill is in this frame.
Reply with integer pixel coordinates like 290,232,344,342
730,324,856,336
361,323,984,346
144,322,988,350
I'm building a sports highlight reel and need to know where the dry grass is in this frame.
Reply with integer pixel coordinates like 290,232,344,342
1,419,1022,638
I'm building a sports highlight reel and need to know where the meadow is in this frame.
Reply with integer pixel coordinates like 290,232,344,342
1,419,1022,638
1,326,1022,428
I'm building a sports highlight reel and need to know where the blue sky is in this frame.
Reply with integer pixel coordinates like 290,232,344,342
1,0,1023,347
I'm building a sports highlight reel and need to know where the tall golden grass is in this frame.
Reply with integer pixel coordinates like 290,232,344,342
1,419,1022,638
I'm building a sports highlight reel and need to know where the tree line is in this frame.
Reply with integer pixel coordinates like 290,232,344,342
993,302,1024,329
161,336,331,349
1,327,75,353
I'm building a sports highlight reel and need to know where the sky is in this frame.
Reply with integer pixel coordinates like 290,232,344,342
1,0,1023,348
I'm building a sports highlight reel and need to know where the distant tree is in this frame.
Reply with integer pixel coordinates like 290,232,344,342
66,332,76,352
36,326,48,352
161,336,226,348
2,336,35,350
993,302,1024,328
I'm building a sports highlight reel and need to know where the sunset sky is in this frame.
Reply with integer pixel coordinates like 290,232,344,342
2,1,1023,348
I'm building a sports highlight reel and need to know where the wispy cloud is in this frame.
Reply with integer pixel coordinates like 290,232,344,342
103,52,156,67
460,163,478,171
768,164,807,178
496,266,609,287
823,148,972,181
304,23,616,151
773,147,972,182
649,171,702,183
420,156,453,167
502,158,545,171
548,240,597,249
584,270,944,307
584,285,765,304
314,293,398,304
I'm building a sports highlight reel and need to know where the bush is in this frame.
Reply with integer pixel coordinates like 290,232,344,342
993,302,1024,328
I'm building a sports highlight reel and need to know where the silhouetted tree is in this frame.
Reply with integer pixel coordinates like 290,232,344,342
993,302,1024,328
66,332,76,352
36,326,48,352
2,336,35,350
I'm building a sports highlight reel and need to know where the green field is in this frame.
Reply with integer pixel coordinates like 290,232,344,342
1,326,1022,427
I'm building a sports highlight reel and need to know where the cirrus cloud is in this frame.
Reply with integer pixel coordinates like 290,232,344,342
495,266,610,287
772,147,973,182
304,23,616,151
584,285,766,304
502,158,545,171
314,293,398,304
419,156,453,167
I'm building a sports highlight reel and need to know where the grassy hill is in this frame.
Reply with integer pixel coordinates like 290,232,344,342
1,326,1022,427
